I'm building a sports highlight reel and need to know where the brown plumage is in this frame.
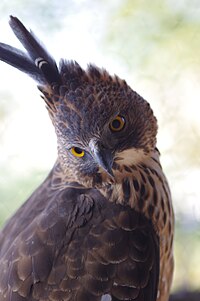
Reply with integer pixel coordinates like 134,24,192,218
0,16,174,301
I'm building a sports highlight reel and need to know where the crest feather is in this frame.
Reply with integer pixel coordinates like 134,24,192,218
0,16,61,86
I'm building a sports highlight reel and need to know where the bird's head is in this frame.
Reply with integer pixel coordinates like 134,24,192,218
0,16,157,187
43,63,158,187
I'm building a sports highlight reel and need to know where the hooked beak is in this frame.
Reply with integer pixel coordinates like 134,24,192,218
89,139,114,178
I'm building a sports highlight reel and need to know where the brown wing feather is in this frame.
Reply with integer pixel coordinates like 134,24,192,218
0,174,159,301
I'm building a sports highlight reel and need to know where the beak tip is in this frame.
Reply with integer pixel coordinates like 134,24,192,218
89,139,114,179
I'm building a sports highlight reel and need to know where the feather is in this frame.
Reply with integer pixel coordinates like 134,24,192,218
0,42,45,83
0,16,61,85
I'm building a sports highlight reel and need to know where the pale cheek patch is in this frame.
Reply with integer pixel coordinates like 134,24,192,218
115,148,146,166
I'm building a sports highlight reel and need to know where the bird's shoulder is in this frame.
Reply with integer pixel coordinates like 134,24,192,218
0,176,159,301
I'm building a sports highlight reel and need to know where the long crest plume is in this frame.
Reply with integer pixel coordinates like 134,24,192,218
0,16,129,117
0,16,61,86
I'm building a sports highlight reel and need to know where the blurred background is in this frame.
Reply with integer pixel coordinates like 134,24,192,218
0,0,199,293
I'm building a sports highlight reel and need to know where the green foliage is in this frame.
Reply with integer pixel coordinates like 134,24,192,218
174,222,200,290
106,0,200,72
0,167,47,228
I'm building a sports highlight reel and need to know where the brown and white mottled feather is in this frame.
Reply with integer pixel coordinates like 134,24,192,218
0,16,174,301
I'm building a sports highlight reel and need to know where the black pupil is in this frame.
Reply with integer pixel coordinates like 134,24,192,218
112,119,121,129
75,147,83,154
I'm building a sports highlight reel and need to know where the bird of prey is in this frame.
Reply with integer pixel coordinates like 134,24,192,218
0,16,174,301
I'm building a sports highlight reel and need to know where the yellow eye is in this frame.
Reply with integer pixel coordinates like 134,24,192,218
71,147,85,157
109,115,125,132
